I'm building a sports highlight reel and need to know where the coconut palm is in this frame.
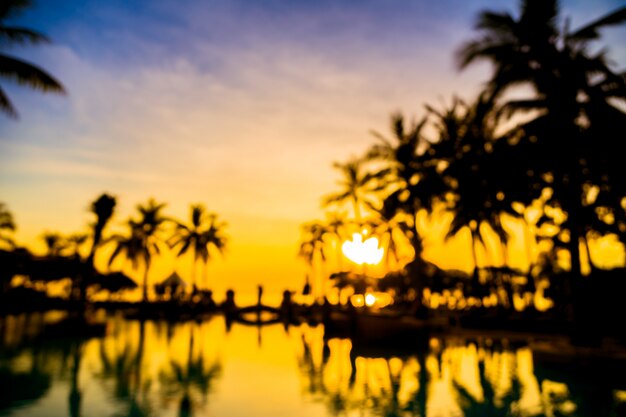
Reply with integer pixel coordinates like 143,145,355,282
0,202,16,247
428,94,524,286
322,158,382,222
195,212,227,290
86,194,116,268
70,193,117,303
323,211,351,271
169,205,227,292
367,113,445,270
65,233,88,259
0,0,65,118
109,199,167,302
298,221,329,297
42,231,65,257
361,207,407,271
457,0,626,277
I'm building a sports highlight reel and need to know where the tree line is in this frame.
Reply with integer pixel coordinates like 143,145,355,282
0,195,227,303
299,0,626,318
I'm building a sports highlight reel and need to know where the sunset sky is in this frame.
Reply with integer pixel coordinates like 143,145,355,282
1,0,625,300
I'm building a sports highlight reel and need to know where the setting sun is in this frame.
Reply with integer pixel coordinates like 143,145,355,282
341,232,384,266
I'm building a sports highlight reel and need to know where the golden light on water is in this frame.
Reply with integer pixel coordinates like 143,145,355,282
351,292,394,308
341,232,384,266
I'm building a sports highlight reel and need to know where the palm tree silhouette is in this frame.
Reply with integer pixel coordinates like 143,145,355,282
65,233,87,258
86,194,116,269
0,0,65,118
0,202,16,247
41,231,65,256
428,94,522,288
457,0,626,278
368,114,446,275
72,193,117,303
323,211,350,271
109,199,168,303
362,207,406,272
169,205,227,293
298,221,329,298
323,158,381,222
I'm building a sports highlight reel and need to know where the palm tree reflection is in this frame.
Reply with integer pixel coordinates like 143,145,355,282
293,331,625,417
296,331,427,416
159,323,222,417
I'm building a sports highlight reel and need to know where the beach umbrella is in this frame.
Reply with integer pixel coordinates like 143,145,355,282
91,272,137,293
301,275,311,295
158,271,187,289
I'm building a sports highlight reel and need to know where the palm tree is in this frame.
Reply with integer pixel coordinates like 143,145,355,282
322,158,382,222
366,113,444,270
298,221,329,298
323,211,350,271
169,205,227,292
109,199,167,303
0,0,65,118
429,94,523,285
0,202,16,247
42,231,65,256
361,207,407,271
457,0,626,278
70,193,117,303
86,194,116,269
65,233,88,258
196,212,227,291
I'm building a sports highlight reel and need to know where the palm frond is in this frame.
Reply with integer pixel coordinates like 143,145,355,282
0,54,65,92
567,7,626,42
0,85,16,117
0,26,49,44
0,0,32,21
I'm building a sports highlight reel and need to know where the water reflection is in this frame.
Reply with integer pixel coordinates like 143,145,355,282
0,313,624,417
296,330,626,417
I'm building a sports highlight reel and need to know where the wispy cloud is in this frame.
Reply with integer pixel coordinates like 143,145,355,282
2,0,625,286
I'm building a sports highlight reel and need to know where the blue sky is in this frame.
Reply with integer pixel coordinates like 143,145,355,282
1,0,625,296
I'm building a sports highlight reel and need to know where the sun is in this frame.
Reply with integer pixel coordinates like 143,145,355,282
341,231,384,266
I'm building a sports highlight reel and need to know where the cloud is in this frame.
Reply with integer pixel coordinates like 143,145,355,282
4,0,624,286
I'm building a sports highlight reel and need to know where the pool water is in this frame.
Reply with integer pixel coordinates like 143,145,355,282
0,312,624,417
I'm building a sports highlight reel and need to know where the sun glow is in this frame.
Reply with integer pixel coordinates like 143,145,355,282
350,292,394,308
341,232,384,266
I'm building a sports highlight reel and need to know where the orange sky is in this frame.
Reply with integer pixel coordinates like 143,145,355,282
1,1,625,301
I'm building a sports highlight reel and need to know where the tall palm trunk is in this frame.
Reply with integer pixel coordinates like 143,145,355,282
142,259,150,303
352,196,361,223
469,228,481,293
407,211,426,311
191,247,197,293
202,261,208,289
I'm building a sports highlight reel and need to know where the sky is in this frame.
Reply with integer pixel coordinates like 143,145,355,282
1,0,625,300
